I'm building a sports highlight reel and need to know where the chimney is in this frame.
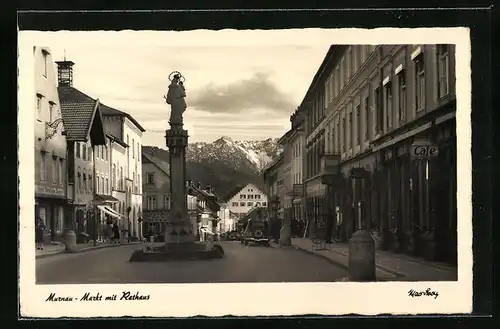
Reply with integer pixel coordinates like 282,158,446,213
55,60,75,87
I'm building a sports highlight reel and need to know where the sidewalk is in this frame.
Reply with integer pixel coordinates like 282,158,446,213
290,238,457,281
35,240,143,259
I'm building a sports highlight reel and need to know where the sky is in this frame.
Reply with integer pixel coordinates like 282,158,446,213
27,31,330,146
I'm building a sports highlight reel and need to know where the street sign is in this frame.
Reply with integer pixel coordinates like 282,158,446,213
411,139,439,160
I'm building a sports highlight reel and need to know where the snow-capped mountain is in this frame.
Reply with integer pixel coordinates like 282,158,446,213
186,136,281,173
142,137,280,199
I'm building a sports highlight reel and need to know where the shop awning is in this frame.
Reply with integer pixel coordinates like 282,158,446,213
94,194,120,204
97,205,123,219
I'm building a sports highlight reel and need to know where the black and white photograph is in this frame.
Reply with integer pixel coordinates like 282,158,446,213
18,27,472,317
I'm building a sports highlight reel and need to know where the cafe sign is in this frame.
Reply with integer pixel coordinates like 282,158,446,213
36,185,65,198
411,139,439,160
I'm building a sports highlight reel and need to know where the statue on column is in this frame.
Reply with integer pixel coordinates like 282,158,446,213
165,72,187,125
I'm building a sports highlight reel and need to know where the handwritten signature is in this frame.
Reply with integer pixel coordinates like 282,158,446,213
408,288,439,299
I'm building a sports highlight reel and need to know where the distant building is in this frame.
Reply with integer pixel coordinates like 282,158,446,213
34,46,68,243
225,183,268,218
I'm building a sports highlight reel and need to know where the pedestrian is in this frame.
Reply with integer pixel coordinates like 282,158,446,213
112,221,120,243
35,216,45,250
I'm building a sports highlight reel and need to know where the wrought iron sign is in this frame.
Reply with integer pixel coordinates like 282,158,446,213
45,118,64,140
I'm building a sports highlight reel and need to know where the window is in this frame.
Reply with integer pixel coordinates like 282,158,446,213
346,48,352,79
255,194,260,199
42,50,48,77
415,54,425,111
355,104,361,146
363,96,369,141
342,117,346,153
137,143,140,160
105,147,108,161
82,144,87,160
398,70,407,122
36,94,42,118
88,146,92,161
164,195,170,209
112,164,116,188
146,172,155,184
247,202,254,207
384,80,393,129
347,112,354,150
132,138,135,158
335,121,340,153
352,46,358,75
126,135,129,156
48,102,54,123
240,202,246,206
83,173,87,193
138,175,141,192
105,178,109,194
248,195,254,199
88,171,92,192
256,202,261,206
262,202,267,207
437,44,450,98
58,159,63,184
101,146,104,159
101,175,104,194
232,202,238,207
40,152,47,180
52,157,57,184
75,142,80,158
120,167,123,190
96,176,99,194
340,58,345,90
240,194,246,199
375,86,383,134
147,196,157,210
77,171,81,192
335,66,340,97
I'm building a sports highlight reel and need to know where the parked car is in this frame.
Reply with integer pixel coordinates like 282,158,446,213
242,218,270,247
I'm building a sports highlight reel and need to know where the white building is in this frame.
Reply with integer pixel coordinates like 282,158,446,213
216,204,238,233
226,183,268,218
101,104,146,238
34,46,68,243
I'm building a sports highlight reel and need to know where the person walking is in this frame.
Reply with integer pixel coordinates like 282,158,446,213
35,216,45,250
112,221,120,243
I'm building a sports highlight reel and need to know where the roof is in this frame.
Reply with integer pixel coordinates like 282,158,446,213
100,103,146,132
191,185,221,212
142,152,170,177
262,153,284,177
58,85,146,133
298,45,341,110
222,184,245,202
107,133,129,148
59,100,99,141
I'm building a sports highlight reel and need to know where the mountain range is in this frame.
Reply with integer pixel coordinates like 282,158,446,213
143,136,282,201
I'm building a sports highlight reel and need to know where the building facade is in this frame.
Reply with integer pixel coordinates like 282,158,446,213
142,151,171,236
34,47,68,243
300,44,456,263
226,183,268,217
55,58,145,240
101,105,146,239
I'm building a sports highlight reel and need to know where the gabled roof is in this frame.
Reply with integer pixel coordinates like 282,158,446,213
223,184,246,203
142,151,170,178
58,85,146,132
59,100,99,141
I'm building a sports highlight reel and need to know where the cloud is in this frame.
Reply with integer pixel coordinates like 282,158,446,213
188,72,297,114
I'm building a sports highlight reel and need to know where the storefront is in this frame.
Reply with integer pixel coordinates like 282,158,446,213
371,116,456,263
35,185,67,243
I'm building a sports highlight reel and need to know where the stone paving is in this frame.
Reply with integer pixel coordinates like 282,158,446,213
290,238,458,281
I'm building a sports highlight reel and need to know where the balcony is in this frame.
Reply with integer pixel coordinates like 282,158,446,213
320,153,341,185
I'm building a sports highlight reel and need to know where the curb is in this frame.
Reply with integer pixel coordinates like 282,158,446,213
36,242,143,259
292,245,406,279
